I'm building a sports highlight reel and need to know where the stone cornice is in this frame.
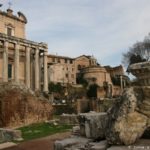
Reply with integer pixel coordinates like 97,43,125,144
0,33,48,50
129,61,150,70
0,10,27,24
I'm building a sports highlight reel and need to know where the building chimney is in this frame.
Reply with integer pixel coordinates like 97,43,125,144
7,9,13,15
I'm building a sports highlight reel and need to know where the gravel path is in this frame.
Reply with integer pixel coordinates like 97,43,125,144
3,131,71,150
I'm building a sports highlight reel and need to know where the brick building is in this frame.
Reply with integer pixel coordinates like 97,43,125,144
0,8,128,97
47,54,76,85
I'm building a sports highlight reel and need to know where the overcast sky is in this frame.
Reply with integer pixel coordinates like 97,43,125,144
1,0,150,67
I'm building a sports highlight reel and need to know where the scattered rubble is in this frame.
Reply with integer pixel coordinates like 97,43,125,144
54,86,150,149
54,62,150,150
54,136,92,150
106,87,149,145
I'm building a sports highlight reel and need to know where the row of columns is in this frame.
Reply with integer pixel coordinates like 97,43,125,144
2,41,48,92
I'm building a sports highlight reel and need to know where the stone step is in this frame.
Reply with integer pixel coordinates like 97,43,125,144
72,126,81,136
0,142,17,150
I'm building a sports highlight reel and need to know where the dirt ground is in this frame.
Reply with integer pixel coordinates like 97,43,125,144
4,131,71,150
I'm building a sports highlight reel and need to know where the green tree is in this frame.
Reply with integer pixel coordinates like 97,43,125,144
87,83,98,99
76,73,88,87
48,82,63,93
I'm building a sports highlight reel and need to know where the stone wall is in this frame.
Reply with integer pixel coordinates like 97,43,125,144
82,66,112,87
76,99,90,113
0,9,26,38
0,83,53,128
76,98,116,113
47,54,76,85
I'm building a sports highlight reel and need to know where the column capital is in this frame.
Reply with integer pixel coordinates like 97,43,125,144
4,41,8,50
35,47,39,54
44,51,48,56
15,42,20,49
26,46,31,51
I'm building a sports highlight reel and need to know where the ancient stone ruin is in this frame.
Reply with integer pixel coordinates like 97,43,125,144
0,83,53,128
54,61,150,150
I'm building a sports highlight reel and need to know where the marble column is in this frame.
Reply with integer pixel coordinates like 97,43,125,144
35,48,40,90
3,41,8,82
43,51,48,92
25,47,30,88
14,43,20,83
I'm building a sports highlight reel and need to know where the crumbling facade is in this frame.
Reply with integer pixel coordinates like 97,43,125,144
47,54,76,85
47,55,98,85
0,9,48,92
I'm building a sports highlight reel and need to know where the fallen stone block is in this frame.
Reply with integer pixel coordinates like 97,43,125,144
0,128,23,143
90,140,108,150
54,136,91,150
107,138,150,150
106,87,149,145
0,142,17,150
107,146,130,150
78,112,108,139
72,126,80,136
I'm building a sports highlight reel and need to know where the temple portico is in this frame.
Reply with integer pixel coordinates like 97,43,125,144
0,33,48,92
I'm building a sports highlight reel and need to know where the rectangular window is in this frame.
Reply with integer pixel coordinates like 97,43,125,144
58,58,60,63
70,60,73,64
52,57,55,62
65,59,67,63
7,27,12,36
8,64,12,79
66,73,68,78
71,74,74,78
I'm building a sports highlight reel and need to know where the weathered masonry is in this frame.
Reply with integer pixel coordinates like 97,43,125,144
0,9,48,92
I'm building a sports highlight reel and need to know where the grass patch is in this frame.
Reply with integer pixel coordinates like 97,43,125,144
17,122,72,141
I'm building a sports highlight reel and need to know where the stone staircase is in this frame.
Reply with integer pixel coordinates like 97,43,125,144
72,126,80,136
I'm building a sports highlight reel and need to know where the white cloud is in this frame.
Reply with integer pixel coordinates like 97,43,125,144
1,0,150,66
